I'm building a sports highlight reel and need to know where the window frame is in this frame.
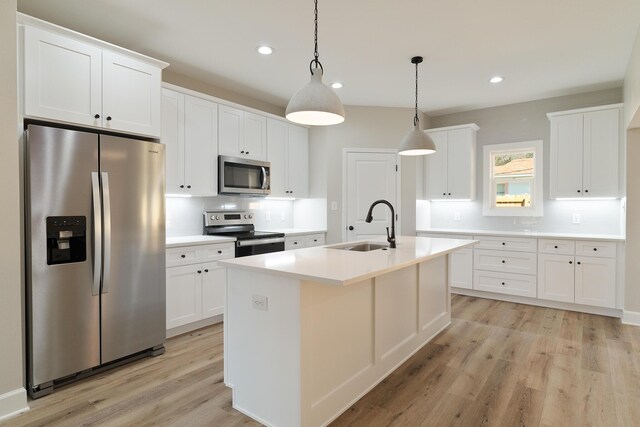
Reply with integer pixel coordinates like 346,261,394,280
482,140,544,217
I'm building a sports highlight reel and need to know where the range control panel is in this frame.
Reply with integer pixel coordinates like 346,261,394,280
204,211,255,227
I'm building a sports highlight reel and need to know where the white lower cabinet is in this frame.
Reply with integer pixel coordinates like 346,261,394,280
473,270,536,298
285,233,326,251
575,257,616,308
538,254,575,303
166,242,234,332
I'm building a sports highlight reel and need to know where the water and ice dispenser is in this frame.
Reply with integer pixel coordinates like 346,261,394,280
46,216,87,265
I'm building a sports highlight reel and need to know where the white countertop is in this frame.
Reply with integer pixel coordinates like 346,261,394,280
256,228,327,236
218,236,474,286
417,228,625,242
166,235,236,248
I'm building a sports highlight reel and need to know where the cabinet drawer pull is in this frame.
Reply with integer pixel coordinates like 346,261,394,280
106,116,112,121
501,260,506,264
569,261,573,264
501,282,505,286
204,269,209,273
585,190,589,193
180,254,186,258
187,185,191,189
593,248,598,251
246,151,249,155
442,192,446,196
94,114,100,119
554,245,558,249
218,250,222,254
197,270,202,274
577,261,582,265
294,242,298,245
180,185,185,189
502,242,506,246
241,150,245,154
577,189,581,193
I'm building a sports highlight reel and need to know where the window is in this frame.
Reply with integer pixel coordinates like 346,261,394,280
483,140,543,216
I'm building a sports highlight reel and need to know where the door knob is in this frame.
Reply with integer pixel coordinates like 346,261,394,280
348,226,354,231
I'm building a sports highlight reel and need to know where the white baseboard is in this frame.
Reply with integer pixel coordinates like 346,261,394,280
0,388,29,423
622,310,640,326
166,314,223,338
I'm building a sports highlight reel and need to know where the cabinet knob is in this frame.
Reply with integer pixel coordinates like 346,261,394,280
187,185,191,189
348,226,354,231
593,248,598,251
218,250,222,254
585,190,589,193
294,242,298,245
577,190,581,193
569,261,573,264
502,242,506,246
246,151,249,155
313,239,317,242
241,151,245,154
448,193,451,196
94,114,100,119
204,269,209,273
442,193,446,196
554,245,558,249
106,116,112,121
501,260,506,264
180,185,185,188
197,270,202,274
501,282,505,285
180,254,186,258
577,261,582,265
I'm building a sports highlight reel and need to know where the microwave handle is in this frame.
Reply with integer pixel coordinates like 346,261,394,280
261,167,267,190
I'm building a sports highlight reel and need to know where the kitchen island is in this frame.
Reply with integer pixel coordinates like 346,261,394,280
219,236,475,427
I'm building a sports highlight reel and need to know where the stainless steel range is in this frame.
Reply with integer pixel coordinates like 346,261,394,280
203,211,285,257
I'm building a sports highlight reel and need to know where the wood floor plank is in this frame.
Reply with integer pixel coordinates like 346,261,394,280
4,295,640,427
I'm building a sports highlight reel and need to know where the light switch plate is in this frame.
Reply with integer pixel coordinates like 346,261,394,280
331,201,338,211
252,295,268,311
572,213,581,224
454,212,461,221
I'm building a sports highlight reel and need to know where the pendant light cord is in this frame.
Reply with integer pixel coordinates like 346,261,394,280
310,0,324,73
414,61,419,127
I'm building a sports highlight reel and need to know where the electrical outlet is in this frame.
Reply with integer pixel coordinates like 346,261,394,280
265,211,271,222
331,201,338,211
252,295,268,311
572,213,581,224
454,212,461,222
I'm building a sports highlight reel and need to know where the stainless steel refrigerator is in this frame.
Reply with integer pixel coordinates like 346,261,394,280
25,124,166,398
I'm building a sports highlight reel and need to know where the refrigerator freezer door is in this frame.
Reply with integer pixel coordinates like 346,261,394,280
26,125,101,387
99,135,166,363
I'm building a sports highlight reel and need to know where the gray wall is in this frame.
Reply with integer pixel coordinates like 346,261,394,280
309,106,430,244
624,26,640,313
426,88,624,235
0,0,26,413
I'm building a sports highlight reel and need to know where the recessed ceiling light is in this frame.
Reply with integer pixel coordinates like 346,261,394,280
330,82,343,89
256,45,274,55
489,76,504,84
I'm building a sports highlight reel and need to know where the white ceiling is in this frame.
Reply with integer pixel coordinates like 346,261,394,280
18,0,640,116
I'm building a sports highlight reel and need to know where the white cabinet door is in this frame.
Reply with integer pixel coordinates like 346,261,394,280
184,95,218,196
202,261,226,319
575,257,616,308
24,26,102,127
161,89,185,193
218,105,244,156
446,128,474,199
449,248,473,289
288,125,309,198
243,112,267,160
583,108,619,198
424,131,448,199
166,264,203,329
266,119,288,197
537,254,575,303
550,114,583,198
102,50,162,137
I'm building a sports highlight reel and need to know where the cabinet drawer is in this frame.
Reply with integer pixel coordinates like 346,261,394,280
197,243,235,263
417,232,444,238
304,234,325,247
538,239,575,255
574,241,616,258
166,247,198,267
473,236,537,252
474,249,537,275
285,237,305,250
473,270,536,298
445,234,474,240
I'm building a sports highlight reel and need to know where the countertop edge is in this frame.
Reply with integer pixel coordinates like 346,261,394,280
417,229,625,242
166,237,237,248
256,229,327,237
218,240,475,286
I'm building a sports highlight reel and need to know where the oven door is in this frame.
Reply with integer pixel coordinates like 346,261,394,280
219,156,271,196
236,237,285,257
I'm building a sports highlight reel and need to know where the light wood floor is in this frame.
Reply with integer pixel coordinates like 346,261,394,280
4,295,640,426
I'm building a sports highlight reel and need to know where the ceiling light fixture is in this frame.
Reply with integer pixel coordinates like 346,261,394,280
398,56,436,156
285,0,345,126
256,45,274,55
330,82,343,89
489,76,504,83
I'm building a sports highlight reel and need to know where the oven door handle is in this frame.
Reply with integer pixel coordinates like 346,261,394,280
237,237,285,247
260,166,267,190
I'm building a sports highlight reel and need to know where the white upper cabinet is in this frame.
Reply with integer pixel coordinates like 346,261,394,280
20,15,167,137
102,51,162,136
266,118,309,198
548,104,622,199
219,105,267,160
161,88,218,196
24,26,102,127
424,124,478,200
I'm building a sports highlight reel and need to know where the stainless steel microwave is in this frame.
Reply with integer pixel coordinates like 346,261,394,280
218,156,271,196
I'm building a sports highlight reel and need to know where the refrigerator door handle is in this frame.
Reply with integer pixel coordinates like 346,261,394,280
101,172,112,294
91,172,102,296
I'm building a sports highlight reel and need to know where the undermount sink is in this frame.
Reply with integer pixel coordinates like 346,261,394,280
329,242,390,252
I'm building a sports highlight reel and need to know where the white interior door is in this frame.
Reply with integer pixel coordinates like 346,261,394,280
345,151,398,242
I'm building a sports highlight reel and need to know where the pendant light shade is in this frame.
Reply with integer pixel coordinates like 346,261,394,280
286,67,345,126
399,56,436,156
286,0,345,126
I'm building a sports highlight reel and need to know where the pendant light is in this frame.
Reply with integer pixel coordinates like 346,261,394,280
286,0,345,126
399,56,436,156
